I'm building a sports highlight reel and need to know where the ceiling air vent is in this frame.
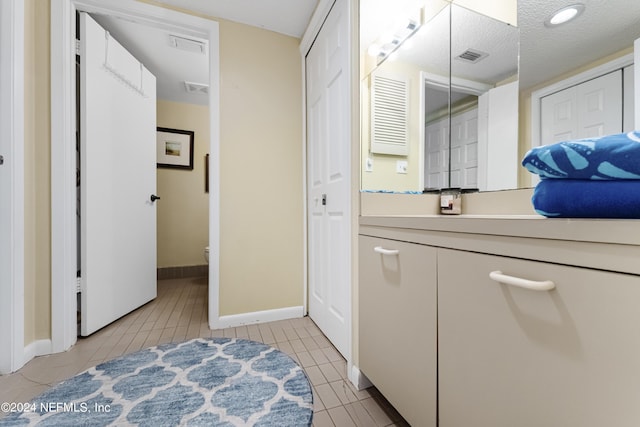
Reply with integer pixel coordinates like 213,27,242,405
169,35,206,54
455,48,489,64
184,81,209,95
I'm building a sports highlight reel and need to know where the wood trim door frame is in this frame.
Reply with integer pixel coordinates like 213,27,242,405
50,0,221,356
0,0,25,374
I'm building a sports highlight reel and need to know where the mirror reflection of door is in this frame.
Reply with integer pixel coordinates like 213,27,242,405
540,69,630,143
424,81,482,191
450,4,518,191
424,82,450,190
449,91,479,189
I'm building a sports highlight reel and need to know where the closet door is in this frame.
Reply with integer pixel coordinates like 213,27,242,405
541,70,622,144
425,119,449,189
306,0,352,359
449,107,478,189
623,64,635,131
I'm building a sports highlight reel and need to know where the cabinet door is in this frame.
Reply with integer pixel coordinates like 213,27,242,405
438,248,640,427
359,235,437,427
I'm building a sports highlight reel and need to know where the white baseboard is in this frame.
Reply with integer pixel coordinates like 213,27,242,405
23,339,53,368
213,306,304,330
349,364,373,391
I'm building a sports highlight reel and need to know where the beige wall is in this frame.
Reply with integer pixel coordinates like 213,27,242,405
24,0,51,344
24,2,304,346
218,20,303,316
156,101,210,268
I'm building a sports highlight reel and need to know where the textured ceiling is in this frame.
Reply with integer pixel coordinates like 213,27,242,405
151,0,319,38
92,0,640,105
519,0,640,89
90,0,319,105
363,0,640,91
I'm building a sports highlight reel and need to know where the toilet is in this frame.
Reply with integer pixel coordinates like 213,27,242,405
204,246,209,263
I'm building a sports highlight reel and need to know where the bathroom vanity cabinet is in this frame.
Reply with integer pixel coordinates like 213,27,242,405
359,236,437,427
359,216,640,427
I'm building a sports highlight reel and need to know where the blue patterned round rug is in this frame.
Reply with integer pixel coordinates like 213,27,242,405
2,338,313,426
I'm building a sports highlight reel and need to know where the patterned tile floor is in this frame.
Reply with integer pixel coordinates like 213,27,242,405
0,277,409,426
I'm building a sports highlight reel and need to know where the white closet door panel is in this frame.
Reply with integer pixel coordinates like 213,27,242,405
577,70,622,138
450,108,478,188
425,119,449,189
80,13,157,336
541,70,623,146
623,64,635,132
541,87,577,144
306,0,351,359
636,38,640,129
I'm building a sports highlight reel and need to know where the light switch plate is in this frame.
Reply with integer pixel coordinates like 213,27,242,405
365,157,373,172
396,160,408,174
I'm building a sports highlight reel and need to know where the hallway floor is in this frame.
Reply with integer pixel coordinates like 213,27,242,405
0,277,408,426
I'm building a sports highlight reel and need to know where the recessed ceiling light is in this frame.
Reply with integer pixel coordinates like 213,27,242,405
545,3,585,27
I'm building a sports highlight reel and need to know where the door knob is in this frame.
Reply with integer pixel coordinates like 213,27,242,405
150,194,161,202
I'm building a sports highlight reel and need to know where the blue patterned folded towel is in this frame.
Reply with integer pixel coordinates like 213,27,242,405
522,131,640,180
532,179,640,218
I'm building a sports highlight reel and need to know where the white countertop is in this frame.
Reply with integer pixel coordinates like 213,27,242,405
359,215,640,246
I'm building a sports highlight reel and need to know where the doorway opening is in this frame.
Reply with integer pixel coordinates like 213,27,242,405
51,0,220,353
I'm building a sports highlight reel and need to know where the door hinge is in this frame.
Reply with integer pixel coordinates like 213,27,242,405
0,155,4,165
75,39,81,56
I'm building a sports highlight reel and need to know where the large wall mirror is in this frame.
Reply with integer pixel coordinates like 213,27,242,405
360,0,640,193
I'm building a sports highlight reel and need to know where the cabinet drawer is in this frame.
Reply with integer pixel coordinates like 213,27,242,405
438,248,640,427
359,235,437,427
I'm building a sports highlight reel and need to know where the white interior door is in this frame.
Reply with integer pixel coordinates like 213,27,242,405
478,81,519,191
80,13,157,336
306,0,351,360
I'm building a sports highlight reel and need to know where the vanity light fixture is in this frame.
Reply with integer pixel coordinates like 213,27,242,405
544,3,585,27
369,18,421,62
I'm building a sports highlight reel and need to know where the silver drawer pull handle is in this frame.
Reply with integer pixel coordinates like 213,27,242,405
374,246,399,256
489,271,555,291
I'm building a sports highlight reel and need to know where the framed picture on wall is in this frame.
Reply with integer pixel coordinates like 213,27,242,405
156,127,194,169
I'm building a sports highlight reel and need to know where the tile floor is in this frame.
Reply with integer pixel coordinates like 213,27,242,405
0,277,408,426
